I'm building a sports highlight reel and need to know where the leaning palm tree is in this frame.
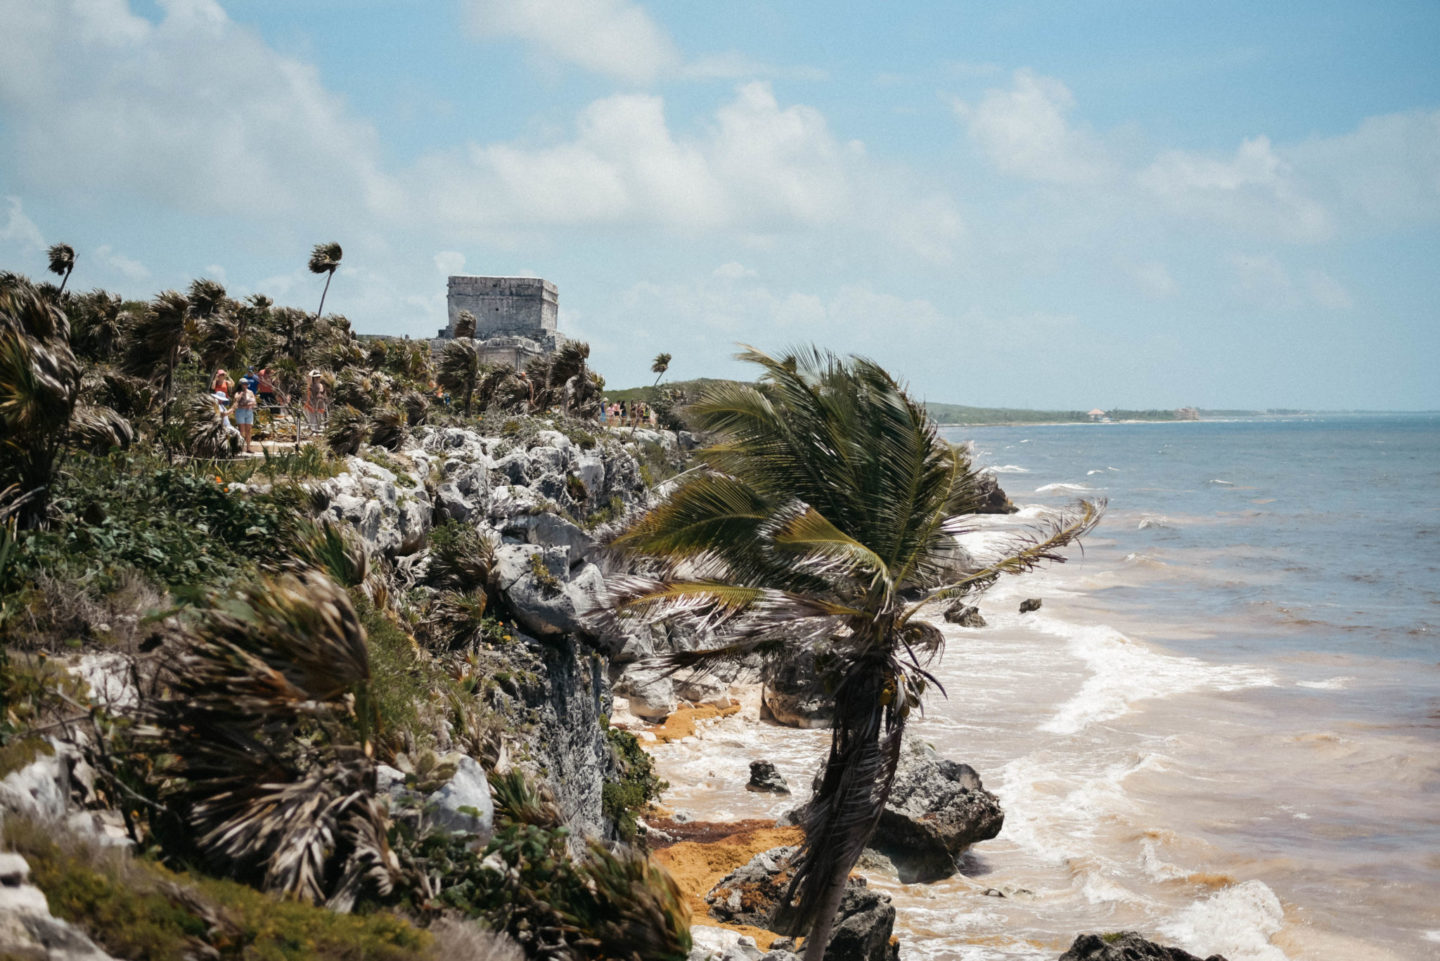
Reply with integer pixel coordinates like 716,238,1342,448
650,352,671,387
46,244,75,297
308,242,343,321
140,571,397,909
437,337,482,415
608,346,1102,960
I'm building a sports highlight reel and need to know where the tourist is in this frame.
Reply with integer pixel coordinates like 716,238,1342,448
256,367,279,410
232,378,258,453
239,366,260,394
210,368,232,397
304,370,328,431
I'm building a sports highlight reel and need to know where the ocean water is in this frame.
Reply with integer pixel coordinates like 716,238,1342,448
641,414,1440,960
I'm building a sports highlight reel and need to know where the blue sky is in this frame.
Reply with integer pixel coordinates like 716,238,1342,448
2,0,1437,409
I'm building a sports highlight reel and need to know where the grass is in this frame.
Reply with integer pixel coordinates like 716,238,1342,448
3,815,433,961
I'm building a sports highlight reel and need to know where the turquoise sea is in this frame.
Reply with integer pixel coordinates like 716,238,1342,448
649,413,1440,960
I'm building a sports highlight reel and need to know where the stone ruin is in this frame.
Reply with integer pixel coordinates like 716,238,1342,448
438,275,565,367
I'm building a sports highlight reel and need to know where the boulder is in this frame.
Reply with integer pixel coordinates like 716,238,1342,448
424,756,495,842
941,602,986,628
1019,598,1042,614
746,761,790,794
761,652,833,729
706,847,898,961
672,668,736,708
501,512,598,569
1057,932,1228,961
319,455,431,557
613,664,678,722
491,543,602,639
871,741,1004,882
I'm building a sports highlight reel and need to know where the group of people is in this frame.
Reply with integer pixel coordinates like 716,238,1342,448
208,366,330,454
600,400,656,427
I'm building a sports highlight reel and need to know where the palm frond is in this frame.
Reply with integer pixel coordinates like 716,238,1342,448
308,242,343,275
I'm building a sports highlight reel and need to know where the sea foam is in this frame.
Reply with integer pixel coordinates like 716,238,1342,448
1158,880,1288,961
1037,621,1275,735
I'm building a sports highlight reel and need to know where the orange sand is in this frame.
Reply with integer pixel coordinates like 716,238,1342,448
647,701,741,743
652,823,804,950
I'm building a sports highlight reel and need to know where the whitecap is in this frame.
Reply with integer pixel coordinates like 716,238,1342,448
1208,478,1235,486
1158,880,1288,961
1137,516,1171,530
1035,482,1095,493
983,464,1030,474
1038,622,1275,735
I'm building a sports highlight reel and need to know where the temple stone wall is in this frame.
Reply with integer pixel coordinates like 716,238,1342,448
443,276,558,339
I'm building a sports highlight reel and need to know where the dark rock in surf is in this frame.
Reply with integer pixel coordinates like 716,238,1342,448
1058,931,1228,961
942,602,987,627
1019,598,1042,614
870,741,1005,882
746,760,791,794
974,473,1019,514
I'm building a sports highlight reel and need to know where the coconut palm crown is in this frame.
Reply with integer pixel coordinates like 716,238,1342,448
608,345,1102,960
46,243,75,296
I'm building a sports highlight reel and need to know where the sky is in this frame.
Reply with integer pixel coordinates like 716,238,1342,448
1,0,1437,410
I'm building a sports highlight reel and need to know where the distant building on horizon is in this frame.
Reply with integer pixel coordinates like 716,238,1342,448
438,275,564,368
1088,408,1107,422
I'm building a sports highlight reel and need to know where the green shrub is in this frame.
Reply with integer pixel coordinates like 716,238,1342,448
602,727,667,843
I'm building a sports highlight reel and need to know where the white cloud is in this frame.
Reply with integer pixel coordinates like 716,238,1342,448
434,251,466,275
465,0,680,85
0,196,46,253
1140,136,1332,242
953,69,1113,184
681,52,827,83
1228,252,1351,311
712,261,756,280
402,82,865,233
0,0,393,222
1289,109,1440,229
94,244,150,281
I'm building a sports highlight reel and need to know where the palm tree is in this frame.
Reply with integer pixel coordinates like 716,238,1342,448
46,244,75,297
650,352,671,387
608,346,1102,960
437,337,482,415
0,274,128,529
124,290,191,431
308,242,343,321
140,570,396,908
455,309,477,340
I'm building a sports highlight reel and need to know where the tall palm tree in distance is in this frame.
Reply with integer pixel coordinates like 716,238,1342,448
46,244,75,297
308,242,343,321
650,351,671,387
609,345,1102,960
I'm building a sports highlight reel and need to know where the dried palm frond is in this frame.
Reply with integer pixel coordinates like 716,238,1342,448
180,392,237,458
68,403,134,454
401,388,431,427
368,405,407,451
325,404,367,456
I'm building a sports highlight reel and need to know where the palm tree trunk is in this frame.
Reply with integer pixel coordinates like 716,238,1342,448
57,266,73,297
801,868,850,961
316,271,334,321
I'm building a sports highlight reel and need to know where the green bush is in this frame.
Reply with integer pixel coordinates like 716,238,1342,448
602,726,667,843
